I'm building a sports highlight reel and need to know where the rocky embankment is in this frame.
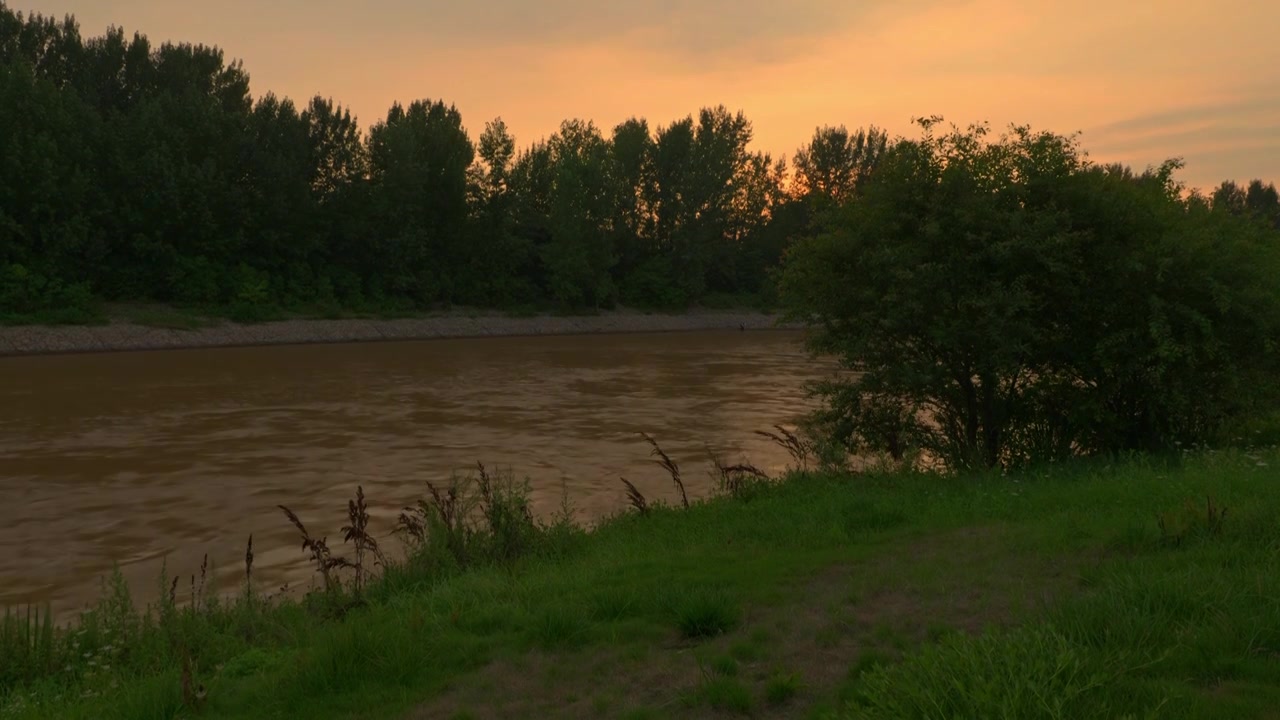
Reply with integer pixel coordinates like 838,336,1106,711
0,310,800,357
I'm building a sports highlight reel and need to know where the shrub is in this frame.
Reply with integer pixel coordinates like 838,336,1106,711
835,624,1160,720
0,263,101,324
781,118,1280,472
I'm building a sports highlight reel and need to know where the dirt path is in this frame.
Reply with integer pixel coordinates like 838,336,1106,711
407,526,1083,720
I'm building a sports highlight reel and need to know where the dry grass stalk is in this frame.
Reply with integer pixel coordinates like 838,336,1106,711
640,432,689,509
189,553,209,615
754,424,811,471
341,485,386,593
476,461,494,511
620,477,649,516
244,534,254,593
278,504,351,593
708,445,771,495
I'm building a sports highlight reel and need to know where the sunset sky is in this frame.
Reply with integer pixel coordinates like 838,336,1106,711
19,0,1280,192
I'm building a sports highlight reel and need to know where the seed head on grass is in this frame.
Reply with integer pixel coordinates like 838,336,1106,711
620,477,649,516
341,485,386,594
278,504,350,593
707,445,771,498
640,432,688,509
754,424,811,471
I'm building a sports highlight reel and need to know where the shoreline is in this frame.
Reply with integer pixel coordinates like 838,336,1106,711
0,310,802,358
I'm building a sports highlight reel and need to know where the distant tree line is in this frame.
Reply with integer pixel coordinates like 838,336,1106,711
1,6,1276,326
0,7,890,322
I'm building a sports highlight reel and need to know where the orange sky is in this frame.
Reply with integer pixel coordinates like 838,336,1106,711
18,0,1280,191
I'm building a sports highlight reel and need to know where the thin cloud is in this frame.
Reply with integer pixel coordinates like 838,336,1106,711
1091,97,1280,138
271,0,943,64
1081,92,1280,188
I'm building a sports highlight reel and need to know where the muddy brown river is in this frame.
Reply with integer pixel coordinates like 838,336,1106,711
0,330,832,621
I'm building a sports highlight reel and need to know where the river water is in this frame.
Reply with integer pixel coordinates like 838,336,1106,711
0,330,832,620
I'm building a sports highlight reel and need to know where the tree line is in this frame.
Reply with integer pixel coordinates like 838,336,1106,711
2,6,1277,327
0,7,888,322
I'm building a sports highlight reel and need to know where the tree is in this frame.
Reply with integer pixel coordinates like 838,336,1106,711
791,125,890,206
1245,179,1280,229
365,99,474,303
608,116,657,278
0,47,101,320
1211,179,1280,229
540,119,617,308
781,119,1280,471
464,117,537,305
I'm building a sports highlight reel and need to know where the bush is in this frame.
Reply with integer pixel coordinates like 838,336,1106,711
620,255,693,311
781,118,1280,471
834,624,1160,720
0,263,101,324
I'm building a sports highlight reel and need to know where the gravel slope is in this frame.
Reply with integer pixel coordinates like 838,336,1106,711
0,310,800,357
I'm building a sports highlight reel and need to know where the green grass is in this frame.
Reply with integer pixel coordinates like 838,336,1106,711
765,670,803,706
1,448,1278,719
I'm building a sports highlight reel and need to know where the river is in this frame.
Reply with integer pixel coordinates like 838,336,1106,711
0,330,832,621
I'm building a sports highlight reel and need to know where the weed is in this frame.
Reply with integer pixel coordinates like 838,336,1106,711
398,474,477,567
620,477,649,516
708,444,772,499
765,670,802,705
710,654,739,677
1157,495,1228,546
697,675,754,715
179,650,206,711
839,624,1164,719
278,504,350,593
244,534,254,600
341,485,386,593
640,432,689,509
755,424,812,472
674,589,740,639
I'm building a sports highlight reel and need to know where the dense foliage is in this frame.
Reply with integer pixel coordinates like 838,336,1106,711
781,118,1280,471
0,7,892,322
4,7,1274,327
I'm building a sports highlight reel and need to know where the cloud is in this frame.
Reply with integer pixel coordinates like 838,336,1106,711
1089,97,1280,139
1080,92,1280,188
278,0,945,66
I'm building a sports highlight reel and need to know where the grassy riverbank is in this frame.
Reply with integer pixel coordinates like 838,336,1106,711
3,447,1279,719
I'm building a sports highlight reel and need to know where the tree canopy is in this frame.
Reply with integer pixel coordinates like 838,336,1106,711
781,119,1280,471
0,7,833,322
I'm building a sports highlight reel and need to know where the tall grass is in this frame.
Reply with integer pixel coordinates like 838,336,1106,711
0,434,740,714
